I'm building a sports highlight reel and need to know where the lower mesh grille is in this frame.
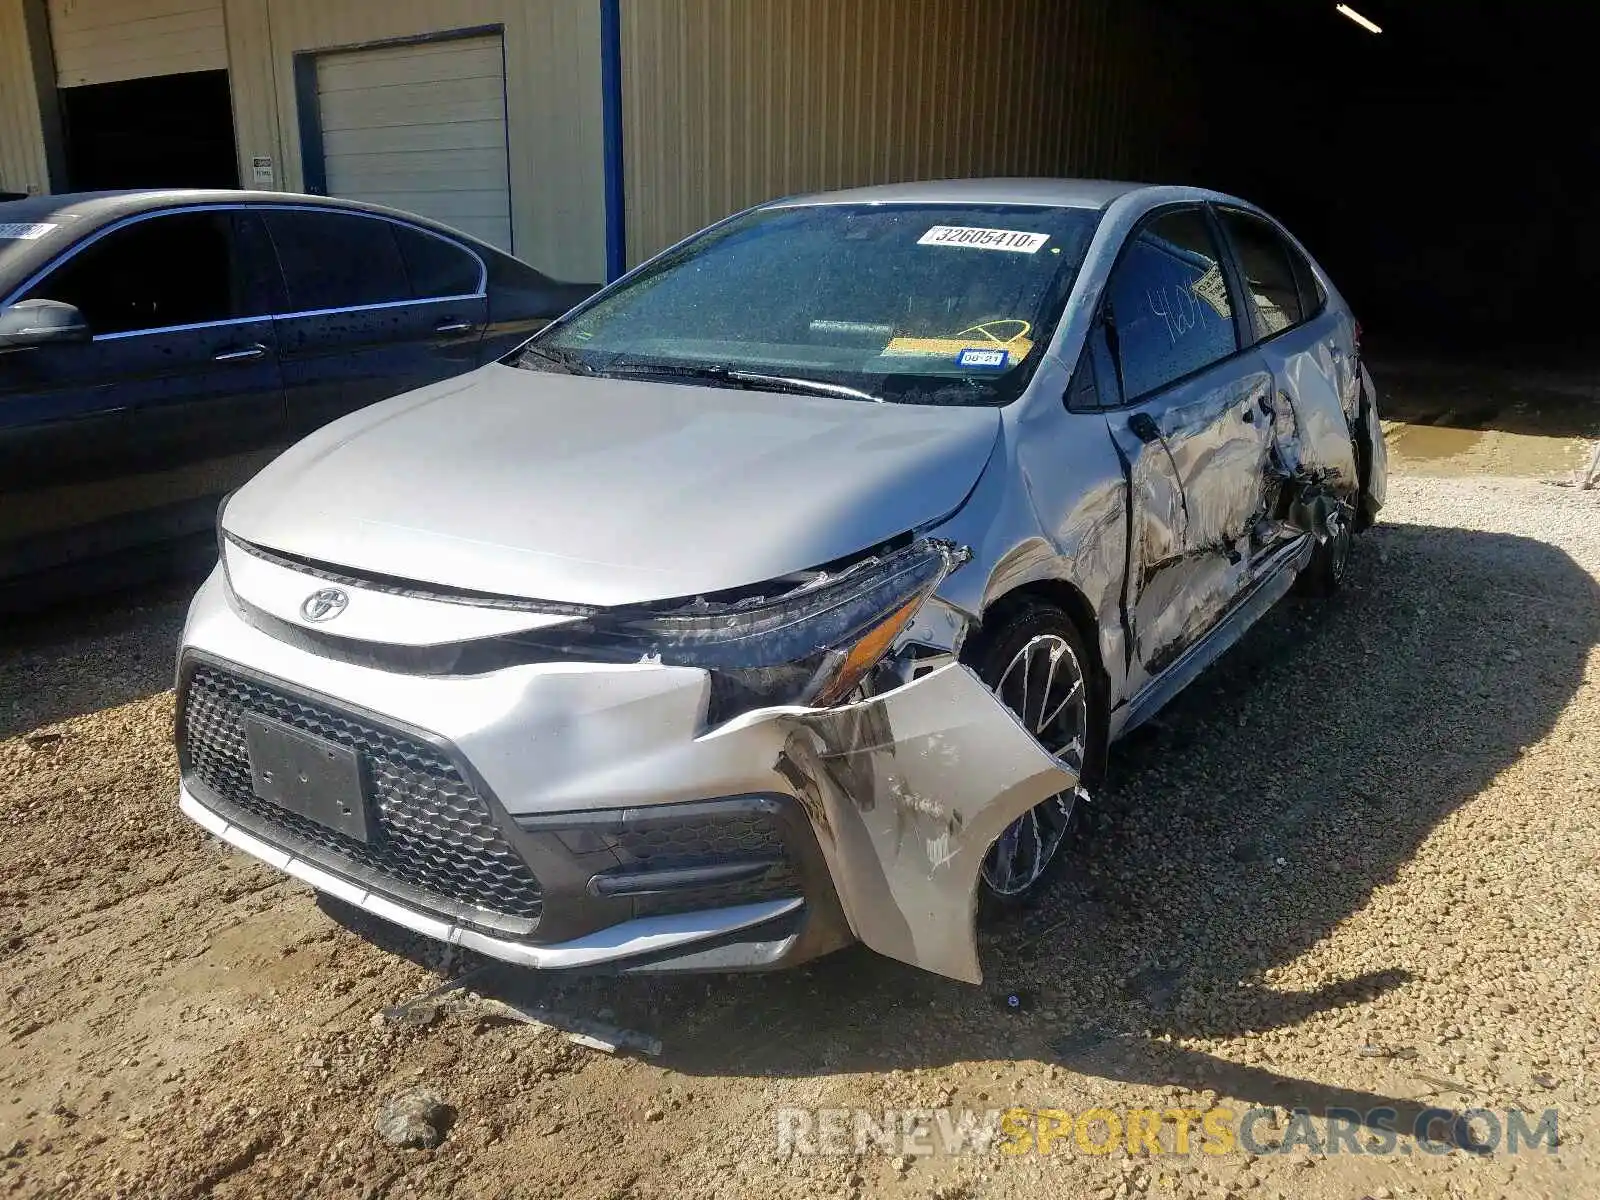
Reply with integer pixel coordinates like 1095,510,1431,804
180,663,543,932
616,811,787,866
613,807,803,918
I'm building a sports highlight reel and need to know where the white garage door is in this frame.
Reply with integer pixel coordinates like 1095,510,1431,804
48,0,227,88
315,34,512,251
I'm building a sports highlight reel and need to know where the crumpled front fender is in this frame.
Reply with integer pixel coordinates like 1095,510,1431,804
703,662,1074,982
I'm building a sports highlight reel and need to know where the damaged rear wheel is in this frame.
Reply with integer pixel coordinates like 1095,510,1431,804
1297,504,1354,597
966,602,1101,909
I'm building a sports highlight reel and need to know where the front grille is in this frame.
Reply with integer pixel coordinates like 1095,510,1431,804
180,663,543,933
612,806,803,918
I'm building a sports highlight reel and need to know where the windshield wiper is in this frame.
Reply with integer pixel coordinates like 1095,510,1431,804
600,360,882,403
724,369,884,404
519,344,597,376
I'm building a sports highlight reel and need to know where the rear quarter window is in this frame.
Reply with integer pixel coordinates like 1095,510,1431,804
392,225,482,299
1218,209,1315,338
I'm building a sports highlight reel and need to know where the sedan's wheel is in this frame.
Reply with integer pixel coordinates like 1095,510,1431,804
1298,504,1354,597
966,603,1099,906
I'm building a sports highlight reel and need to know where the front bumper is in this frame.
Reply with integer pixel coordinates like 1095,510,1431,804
177,565,1073,981
181,783,811,971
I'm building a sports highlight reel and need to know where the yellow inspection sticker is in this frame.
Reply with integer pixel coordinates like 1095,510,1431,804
917,226,1050,253
882,319,1034,360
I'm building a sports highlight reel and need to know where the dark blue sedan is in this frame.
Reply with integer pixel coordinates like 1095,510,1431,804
0,189,596,610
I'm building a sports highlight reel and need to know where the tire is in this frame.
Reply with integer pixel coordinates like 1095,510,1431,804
1297,495,1355,598
961,599,1104,911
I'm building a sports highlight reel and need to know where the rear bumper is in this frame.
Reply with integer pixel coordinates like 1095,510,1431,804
1357,362,1389,529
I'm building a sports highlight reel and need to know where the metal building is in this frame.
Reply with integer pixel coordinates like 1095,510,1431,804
0,0,1184,285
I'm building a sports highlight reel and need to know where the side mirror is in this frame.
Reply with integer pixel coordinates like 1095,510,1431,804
0,299,92,351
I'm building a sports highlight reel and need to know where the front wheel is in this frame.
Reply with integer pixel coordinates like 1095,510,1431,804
964,602,1101,907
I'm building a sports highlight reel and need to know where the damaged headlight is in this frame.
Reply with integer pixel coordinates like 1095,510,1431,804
509,539,970,720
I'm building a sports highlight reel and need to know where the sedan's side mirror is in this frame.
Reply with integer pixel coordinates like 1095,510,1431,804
0,299,92,351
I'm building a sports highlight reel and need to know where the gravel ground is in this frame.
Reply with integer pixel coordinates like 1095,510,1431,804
2,470,1598,1200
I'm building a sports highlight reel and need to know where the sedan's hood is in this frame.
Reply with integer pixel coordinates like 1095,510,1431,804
225,364,1001,607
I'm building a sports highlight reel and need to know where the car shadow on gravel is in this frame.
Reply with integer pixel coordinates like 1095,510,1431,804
444,519,1598,1139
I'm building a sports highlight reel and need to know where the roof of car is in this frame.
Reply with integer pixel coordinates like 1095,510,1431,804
0,189,502,296
0,187,429,226
764,177,1150,210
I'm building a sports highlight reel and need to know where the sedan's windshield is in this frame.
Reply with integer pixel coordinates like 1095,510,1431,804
519,203,1103,406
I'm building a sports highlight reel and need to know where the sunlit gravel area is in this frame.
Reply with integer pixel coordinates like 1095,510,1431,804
2,471,1597,1200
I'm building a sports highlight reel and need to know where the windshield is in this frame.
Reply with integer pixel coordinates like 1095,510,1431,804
519,202,1103,406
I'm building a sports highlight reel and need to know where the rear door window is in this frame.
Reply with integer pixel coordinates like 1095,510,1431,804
26,210,259,335
264,211,411,311
1104,208,1240,400
1217,209,1309,338
391,224,482,299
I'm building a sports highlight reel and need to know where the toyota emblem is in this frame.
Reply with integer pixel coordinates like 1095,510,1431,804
300,587,349,622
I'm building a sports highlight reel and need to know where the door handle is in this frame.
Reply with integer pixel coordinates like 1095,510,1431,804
214,344,267,363
434,320,474,336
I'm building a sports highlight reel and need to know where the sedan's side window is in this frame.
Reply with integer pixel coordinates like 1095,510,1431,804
391,225,482,299
263,211,411,311
23,211,253,336
1217,210,1308,338
1104,209,1239,401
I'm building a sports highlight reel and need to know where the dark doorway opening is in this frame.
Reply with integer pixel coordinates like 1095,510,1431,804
1150,0,1588,361
60,70,238,192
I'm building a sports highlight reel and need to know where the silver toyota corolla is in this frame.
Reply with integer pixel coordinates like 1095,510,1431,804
176,179,1386,983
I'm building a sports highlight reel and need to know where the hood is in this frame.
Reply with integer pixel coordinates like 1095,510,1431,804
224,364,1001,607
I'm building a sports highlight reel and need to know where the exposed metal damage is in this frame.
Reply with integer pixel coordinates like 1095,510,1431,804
173,181,1390,989
713,661,1077,983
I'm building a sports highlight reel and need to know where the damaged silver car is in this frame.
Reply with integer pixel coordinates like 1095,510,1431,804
175,179,1386,983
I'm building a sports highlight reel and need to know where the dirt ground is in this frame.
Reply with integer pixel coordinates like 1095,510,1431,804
3,388,1599,1199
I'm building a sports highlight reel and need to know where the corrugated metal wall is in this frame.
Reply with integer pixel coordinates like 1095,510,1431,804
618,0,1192,265
47,0,228,88
0,0,49,195
6,0,1200,278
224,0,606,282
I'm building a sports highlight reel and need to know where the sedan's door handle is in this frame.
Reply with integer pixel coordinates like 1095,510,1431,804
434,320,474,336
214,344,267,363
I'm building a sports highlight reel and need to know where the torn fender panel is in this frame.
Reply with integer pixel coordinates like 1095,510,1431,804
1280,352,1359,487
711,662,1073,983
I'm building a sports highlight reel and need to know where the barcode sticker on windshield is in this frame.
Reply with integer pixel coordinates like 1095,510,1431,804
0,222,56,240
918,226,1049,253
